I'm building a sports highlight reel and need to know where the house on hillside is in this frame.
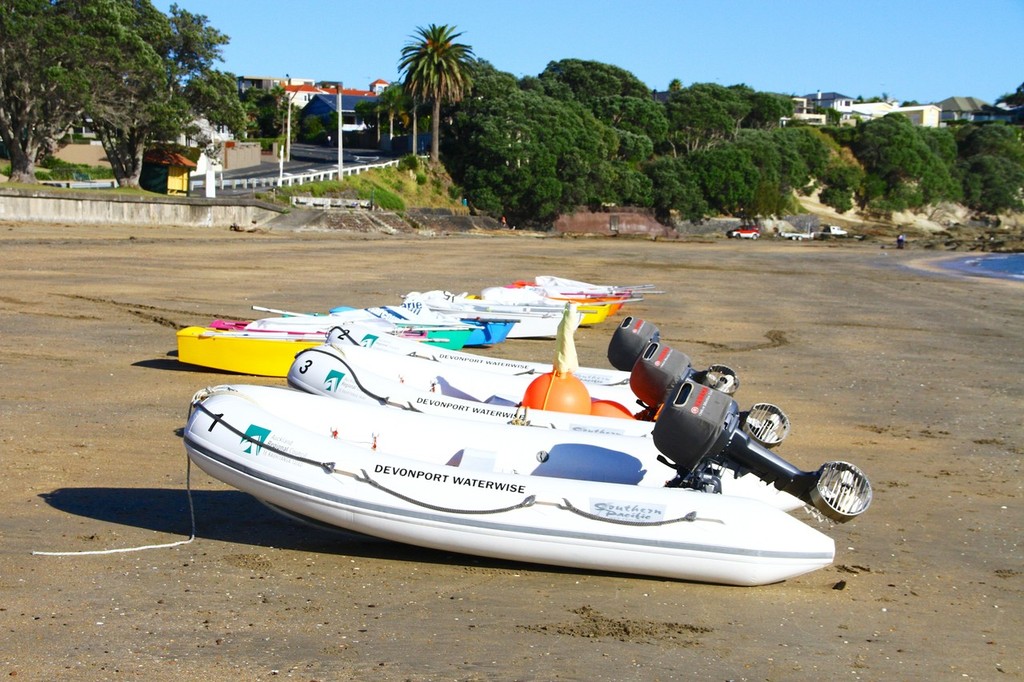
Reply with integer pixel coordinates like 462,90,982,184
805,91,855,112
848,100,941,127
798,91,858,124
284,83,326,107
934,96,1022,124
797,92,940,127
893,104,942,127
237,75,316,94
788,96,827,125
301,87,380,136
240,75,389,110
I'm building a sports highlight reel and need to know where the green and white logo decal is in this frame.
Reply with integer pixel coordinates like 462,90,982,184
323,369,346,392
242,424,272,456
360,334,378,347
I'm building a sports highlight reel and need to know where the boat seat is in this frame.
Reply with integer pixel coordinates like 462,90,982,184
446,448,498,472
536,444,648,485
433,376,518,407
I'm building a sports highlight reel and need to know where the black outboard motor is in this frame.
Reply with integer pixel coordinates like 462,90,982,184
652,378,872,523
609,318,741,395
629,341,694,406
607,317,660,371
631,339,741,397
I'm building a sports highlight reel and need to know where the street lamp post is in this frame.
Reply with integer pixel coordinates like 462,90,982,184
285,99,291,162
342,81,350,180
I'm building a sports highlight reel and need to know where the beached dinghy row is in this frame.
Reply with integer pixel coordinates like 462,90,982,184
176,276,872,584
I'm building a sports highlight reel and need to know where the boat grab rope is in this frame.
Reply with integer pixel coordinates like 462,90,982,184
191,400,342,473
325,326,358,346
316,345,393,405
354,469,537,515
33,455,197,556
185,398,722,528
558,498,723,527
32,390,260,557
193,398,545,517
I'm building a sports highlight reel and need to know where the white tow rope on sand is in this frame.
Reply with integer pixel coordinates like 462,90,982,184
32,456,197,557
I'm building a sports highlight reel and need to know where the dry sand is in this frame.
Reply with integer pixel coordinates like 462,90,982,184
1,222,1020,680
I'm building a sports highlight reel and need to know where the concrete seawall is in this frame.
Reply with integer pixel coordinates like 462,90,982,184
0,188,285,227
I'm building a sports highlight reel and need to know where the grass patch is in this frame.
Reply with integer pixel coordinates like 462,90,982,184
272,164,467,213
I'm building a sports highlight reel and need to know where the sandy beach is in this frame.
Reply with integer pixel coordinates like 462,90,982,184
1,222,1020,680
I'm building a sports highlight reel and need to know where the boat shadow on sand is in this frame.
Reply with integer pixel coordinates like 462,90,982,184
133,353,229,374
36,485,605,578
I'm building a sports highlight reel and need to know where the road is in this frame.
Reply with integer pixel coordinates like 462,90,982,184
195,143,398,196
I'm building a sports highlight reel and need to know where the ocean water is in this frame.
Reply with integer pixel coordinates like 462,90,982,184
942,253,1024,282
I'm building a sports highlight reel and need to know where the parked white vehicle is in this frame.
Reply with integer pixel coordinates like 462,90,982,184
777,225,849,240
815,225,849,238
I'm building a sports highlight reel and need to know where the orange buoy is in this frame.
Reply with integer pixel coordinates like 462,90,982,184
521,371,592,414
589,399,635,420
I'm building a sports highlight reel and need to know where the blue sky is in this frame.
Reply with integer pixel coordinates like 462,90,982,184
157,0,1022,104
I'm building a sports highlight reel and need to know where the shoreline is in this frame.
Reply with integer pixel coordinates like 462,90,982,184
889,249,1024,283
934,251,1024,281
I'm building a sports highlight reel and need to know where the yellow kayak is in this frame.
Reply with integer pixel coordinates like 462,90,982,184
576,303,611,326
176,326,324,377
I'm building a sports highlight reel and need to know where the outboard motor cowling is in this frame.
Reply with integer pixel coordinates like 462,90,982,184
652,379,872,523
651,379,739,473
630,342,694,407
607,317,660,371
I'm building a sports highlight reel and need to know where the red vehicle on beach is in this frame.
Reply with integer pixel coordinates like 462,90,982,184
727,225,761,239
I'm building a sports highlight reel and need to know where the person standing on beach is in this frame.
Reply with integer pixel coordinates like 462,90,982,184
897,234,906,249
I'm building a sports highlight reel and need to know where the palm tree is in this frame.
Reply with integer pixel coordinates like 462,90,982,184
398,24,474,164
376,83,409,143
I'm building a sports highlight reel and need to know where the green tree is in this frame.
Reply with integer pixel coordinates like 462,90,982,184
663,83,751,155
744,91,795,129
87,2,244,187
399,24,475,164
734,130,788,216
538,59,652,104
443,74,618,226
955,123,1024,213
958,155,1024,213
818,154,864,214
643,155,707,222
852,113,959,211
773,126,832,185
241,85,289,139
688,145,761,216
590,95,668,150
375,83,412,142
298,113,326,145
0,0,121,182
996,82,1024,107
956,122,1024,162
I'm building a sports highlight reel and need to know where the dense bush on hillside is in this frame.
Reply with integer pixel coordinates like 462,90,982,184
437,59,1023,227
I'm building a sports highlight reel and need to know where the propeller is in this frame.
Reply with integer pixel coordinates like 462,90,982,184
652,378,871,523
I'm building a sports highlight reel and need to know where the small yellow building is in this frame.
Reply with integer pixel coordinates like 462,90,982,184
141,149,197,195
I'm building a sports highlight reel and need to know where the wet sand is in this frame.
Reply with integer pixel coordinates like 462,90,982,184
1,222,1020,680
